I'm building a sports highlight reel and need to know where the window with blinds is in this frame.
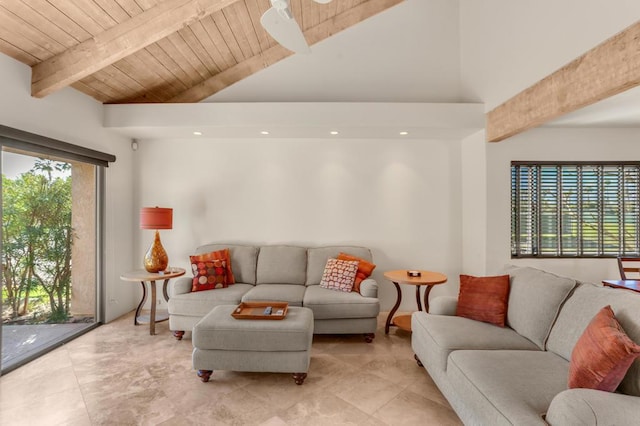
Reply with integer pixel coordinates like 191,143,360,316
511,162,640,258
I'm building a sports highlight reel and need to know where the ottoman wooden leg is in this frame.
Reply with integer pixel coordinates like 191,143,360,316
197,370,213,382
173,330,185,341
414,354,423,367
292,373,307,385
364,333,375,343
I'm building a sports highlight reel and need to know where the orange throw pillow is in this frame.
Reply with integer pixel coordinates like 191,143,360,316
456,274,510,327
337,252,376,293
190,248,235,284
568,305,640,392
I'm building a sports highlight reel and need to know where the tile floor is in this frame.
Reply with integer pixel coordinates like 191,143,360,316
0,312,461,426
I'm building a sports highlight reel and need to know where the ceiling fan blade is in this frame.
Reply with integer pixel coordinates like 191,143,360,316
260,7,311,54
311,0,333,3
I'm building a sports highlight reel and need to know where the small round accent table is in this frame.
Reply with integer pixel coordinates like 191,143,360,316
384,270,447,334
120,267,186,335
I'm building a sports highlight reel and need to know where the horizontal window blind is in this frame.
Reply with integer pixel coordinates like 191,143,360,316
512,162,640,258
0,124,115,167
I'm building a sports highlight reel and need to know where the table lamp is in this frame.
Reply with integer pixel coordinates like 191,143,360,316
140,207,173,273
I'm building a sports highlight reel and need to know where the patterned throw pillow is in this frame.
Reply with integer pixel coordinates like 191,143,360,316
568,305,640,391
337,252,376,293
191,259,227,292
319,258,359,292
190,248,235,284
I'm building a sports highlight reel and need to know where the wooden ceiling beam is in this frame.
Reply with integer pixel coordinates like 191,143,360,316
486,20,640,142
30,0,237,98
169,0,404,103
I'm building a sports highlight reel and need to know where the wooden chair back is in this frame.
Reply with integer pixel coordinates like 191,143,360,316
617,257,640,280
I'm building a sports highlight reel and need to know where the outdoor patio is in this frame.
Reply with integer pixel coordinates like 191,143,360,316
2,322,95,372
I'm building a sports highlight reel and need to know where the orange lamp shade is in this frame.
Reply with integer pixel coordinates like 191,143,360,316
140,207,172,230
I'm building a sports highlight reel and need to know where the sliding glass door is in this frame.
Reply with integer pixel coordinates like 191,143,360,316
1,148,101,373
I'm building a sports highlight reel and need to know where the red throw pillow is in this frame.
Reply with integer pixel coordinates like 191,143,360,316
456,274,510,327
337,252,376,293
190,259,227,292
190,248,235,284
568,305,640,391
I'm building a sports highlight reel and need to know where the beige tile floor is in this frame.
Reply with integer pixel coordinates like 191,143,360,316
0,311,461,426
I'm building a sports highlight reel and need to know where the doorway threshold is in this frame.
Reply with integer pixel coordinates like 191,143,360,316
2,322,99,374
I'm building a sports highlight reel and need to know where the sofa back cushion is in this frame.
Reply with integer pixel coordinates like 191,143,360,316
502,265,577,350
547,282,640,396
195,244,258,284
256,245,307,285
306,246,373,285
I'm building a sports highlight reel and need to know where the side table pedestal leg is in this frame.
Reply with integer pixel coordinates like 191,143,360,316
385,281,402,334
149,280,157,335
423,285,434,313
135,281,147,326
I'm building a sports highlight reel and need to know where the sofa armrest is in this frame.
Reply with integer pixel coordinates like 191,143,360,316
171,276,192,296
546,389,640,426
359,279,378,298
429,296,458,316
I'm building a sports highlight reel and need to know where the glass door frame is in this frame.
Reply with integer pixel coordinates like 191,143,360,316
0,125,114,374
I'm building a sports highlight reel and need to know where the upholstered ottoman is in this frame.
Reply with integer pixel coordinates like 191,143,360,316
192,305,314,385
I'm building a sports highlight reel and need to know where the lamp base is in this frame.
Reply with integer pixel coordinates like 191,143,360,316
144,230,168,273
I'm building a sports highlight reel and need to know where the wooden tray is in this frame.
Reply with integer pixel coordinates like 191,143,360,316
231,301,289,320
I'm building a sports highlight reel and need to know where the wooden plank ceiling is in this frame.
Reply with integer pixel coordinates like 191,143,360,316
0,0,403,104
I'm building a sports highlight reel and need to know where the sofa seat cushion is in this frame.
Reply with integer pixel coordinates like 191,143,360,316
411,312,539,374
447,350,569,426
168,283,254,317
241,284,306,306
302,285,380,319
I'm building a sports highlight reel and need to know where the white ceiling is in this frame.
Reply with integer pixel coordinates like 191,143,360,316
103,0,640,138
206,0,464,103
545,85,640,128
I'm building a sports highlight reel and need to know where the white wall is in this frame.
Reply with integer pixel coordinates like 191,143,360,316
460,0,640,110
135,137,462,310
209,0,463,103
461,130,487,276
0,55,136,323
485,127,640,283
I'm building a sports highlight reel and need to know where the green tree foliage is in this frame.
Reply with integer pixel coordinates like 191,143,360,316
2,159,73,322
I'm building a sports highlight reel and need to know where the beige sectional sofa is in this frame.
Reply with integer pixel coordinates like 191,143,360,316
412,265,640,425
168,243,380,341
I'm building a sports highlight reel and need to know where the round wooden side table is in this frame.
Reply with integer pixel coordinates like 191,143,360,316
383,269,447,334
120,267,186,335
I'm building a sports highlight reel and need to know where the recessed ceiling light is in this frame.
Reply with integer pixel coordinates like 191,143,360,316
193,131,202,136
261,131,270,135
330,131,339,135
399,131,409,136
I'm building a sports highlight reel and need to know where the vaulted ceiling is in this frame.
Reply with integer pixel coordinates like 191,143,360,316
0,0,403,104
